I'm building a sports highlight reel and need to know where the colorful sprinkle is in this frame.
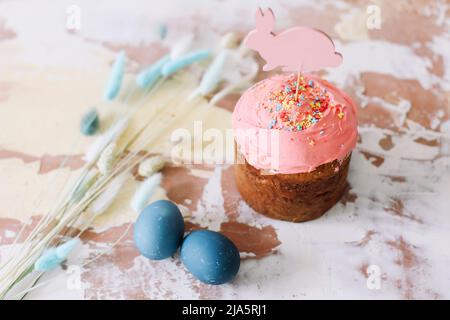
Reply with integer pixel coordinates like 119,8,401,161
261,75,334,131
268,119,277,129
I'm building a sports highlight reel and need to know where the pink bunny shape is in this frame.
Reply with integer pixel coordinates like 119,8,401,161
244,8,342,73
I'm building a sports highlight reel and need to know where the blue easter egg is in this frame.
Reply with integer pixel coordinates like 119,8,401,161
133,200,184,260
181,230,240,285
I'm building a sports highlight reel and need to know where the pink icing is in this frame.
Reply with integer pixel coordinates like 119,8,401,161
232,73,358,174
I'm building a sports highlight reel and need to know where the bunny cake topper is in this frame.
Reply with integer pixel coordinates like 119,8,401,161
244,8,342,73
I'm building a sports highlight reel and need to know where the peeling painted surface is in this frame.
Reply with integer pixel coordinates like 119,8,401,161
0,149,85,174
0,18,16,42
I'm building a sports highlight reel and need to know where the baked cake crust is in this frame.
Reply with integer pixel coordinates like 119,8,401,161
234,153,351,222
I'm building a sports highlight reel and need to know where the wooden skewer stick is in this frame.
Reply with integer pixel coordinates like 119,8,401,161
295,69,301,101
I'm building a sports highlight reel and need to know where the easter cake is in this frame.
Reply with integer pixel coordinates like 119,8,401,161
232,8,358,222
233,74,357,222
